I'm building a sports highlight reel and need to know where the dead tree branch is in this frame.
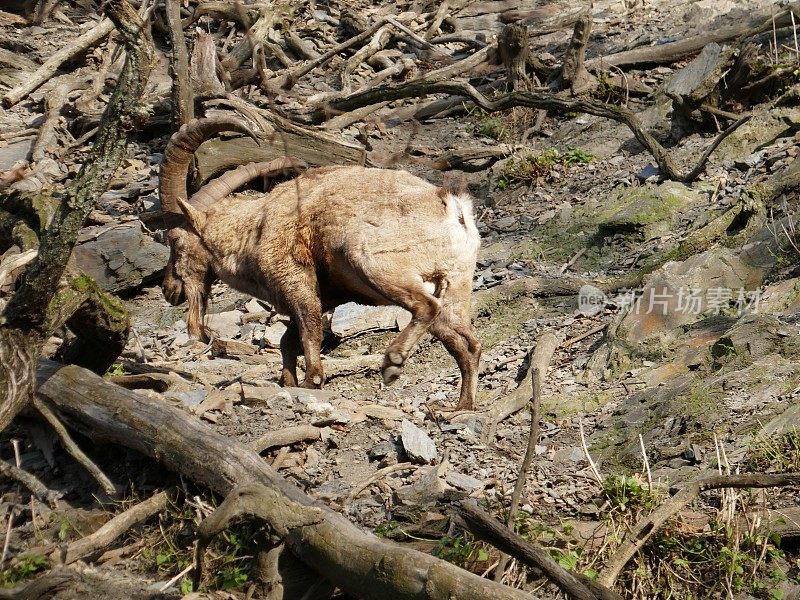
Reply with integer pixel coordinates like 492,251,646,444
494,330,558,580
586,2,800,71
320,78,749,182
0,459,61,507
2,18,115,107
458,501,623,600
165,0,193,126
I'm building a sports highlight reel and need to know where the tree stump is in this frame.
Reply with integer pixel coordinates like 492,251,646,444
498,24,531,91
556,13,597,95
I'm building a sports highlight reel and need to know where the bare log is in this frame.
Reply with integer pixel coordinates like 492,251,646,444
190,30,227,98
194,483,538,600
498,24,531,91
3,18,115,107
556,14,596,94
37,363,540,600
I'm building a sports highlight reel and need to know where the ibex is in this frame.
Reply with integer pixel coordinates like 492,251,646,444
160,117,482,410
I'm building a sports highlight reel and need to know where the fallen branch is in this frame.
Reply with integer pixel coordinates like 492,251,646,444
250,424,322,453
344,462,417,505
452,332,559,436
317,78,748,182
0,459,60,507
598,472,800,587
32,396,117,495
458,501,623,600
494,330,558,581
3,18,115,107
57,489,170,565
194,482,535,600
586,2,800,71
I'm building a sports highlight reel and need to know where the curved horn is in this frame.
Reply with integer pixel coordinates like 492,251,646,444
159,117,259,214
188,157,308,211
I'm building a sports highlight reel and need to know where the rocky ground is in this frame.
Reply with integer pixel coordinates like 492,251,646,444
2,0,800,598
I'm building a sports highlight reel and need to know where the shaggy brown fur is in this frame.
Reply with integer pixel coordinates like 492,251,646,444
160,119,482,410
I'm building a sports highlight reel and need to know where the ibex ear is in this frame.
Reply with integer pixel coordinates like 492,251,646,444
176,198,207,232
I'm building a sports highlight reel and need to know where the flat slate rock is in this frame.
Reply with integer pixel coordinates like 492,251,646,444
75,222,169,293
400,419,438,464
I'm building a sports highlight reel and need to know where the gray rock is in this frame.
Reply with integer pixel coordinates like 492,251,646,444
597,181,701,240
263,321,287,348
395,463,449,505
400,420,438,464
74,222,169,293
619,246,761,344
577,284,608,317
368,440,400,461
165,388,206,407
245,298,264,313
445,471,483,492
331,302,411,338
0,138,34,171
204,310,244,339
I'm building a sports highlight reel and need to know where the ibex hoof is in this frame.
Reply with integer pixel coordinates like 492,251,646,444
382,365,402,385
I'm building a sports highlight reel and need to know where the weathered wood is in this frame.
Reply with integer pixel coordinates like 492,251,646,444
458,501,623,600
498,24,531,91
189,29,227,98
193,129,365,183
165,0,194,126
221,4,299,71
37,363,540,600
250,425,321,453
556,14,596,94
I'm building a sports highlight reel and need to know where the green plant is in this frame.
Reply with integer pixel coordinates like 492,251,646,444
1,555,49,587
498,147,593,188
432,534,488,568
602,474,658,512
374,520,401,538
104,362,126,376
464,106,508,140
139,492,260,593
745,430,800,473
57,515,78,541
